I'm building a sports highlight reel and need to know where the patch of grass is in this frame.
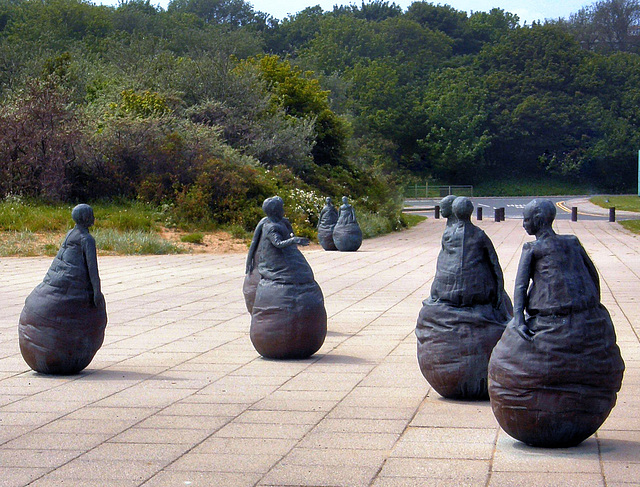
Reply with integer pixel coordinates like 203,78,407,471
93,229,182,255
401,213,427,228
591,195,640,212
619,220,640,234
0,198,74,232
94,200,162,231
474,179,591,197
0,231,64,257
180,232,204,244
0,197,165,232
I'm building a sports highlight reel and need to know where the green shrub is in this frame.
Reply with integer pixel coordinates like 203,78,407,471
180,232,204,244
173,158,278,230
358,210,395,239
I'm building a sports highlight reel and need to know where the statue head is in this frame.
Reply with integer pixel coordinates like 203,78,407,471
326,197,333,205
453,196,473,222
523,199,556,235
342,196,349,205
71,204,95,228
440,195,457,219
263,196,285,220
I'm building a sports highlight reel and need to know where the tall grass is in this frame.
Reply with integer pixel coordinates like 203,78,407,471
0,197,179,255
0,231,63,257
93,229,182,255
0,197,164,232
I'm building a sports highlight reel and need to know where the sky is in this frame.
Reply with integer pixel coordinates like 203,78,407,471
95,0,593,25
247,0,591,24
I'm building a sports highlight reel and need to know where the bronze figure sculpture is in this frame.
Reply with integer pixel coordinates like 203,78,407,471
317,197,339,251
332,196,363,252
416,196,512,400
488,199,625,447
19,204,107,374
246,196,327,359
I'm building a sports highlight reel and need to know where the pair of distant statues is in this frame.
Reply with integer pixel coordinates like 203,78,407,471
417,196,624,448
317,196,362,252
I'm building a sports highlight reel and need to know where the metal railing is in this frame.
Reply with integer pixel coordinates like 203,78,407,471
404,184,473,199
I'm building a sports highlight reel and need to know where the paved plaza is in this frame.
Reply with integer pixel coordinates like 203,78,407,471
0,216,639,486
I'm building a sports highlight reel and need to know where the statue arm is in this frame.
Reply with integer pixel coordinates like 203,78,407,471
318,207,327,227
580,243,601,299
83,235,103,307
246,218,266,274
266,225,309,248
513,244,534,341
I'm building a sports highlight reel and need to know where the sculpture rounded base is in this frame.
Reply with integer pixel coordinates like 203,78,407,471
490,389,615,448
416,298,509,400
242,267,261,313
251,279,327,359
318,227,337,251
333,223,362,252
488,305,624,447
19,304,106,375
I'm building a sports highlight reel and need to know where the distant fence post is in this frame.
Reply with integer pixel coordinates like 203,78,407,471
609,207,616,222
571,207,578,221
435,205,440,219
477,207,482,221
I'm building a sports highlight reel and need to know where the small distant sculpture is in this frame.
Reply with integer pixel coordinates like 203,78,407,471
245,196,327,359
332,196,362,252
488,199,625,447
317,197,339,251
416,196,512,400
19,204,107,375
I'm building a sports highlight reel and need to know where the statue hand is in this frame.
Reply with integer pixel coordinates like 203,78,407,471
295,237,310,246
513,315,534,341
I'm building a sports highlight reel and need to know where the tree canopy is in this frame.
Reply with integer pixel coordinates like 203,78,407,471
0,0,638,221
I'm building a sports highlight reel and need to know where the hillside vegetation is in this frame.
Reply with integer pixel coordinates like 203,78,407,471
1,0,639,240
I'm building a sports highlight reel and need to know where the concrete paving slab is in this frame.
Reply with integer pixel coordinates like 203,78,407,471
1,218,639,486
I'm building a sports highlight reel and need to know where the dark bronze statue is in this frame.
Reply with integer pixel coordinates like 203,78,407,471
317,197,339,251
332,196,362,252
488,199,625,447
19,204,107,375
416,196,512,400
245,196,327,359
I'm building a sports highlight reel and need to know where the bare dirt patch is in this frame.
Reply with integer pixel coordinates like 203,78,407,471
160,228,249,254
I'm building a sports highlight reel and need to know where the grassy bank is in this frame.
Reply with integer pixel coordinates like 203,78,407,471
590,195,640,212
590,195,640,235
474,179,592,197
0,198,180,256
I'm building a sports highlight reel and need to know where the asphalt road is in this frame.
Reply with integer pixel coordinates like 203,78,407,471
404,196,612,221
